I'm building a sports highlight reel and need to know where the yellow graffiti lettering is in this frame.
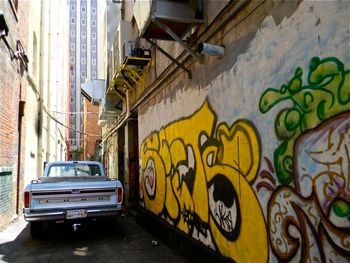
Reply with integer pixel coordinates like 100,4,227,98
140,100,268,262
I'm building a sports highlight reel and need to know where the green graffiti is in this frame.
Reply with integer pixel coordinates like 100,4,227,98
332,200,350,218
259,56,350,184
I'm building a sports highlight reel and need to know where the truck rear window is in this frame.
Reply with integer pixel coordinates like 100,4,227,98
48,164,102,177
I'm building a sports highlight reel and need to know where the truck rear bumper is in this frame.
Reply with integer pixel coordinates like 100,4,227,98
23,206,122,222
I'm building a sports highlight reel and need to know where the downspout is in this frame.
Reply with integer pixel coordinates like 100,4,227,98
37,0,45,177
16,85,24,214
46,0,52,162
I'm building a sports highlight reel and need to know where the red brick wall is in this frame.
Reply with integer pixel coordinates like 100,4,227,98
83,101,101,160
0,0,29,229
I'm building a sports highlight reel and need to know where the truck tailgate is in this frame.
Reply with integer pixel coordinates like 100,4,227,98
29,180,119,211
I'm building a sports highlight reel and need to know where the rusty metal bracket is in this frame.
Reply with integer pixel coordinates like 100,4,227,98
151,17,203,64
146,38,192,79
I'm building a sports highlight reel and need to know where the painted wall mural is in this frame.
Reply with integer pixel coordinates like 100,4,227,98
139,101,268,262
259,56,350,185
139,56,349,262
259,56,350,262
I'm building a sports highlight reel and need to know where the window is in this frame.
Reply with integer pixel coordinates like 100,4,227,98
81,19,86,26
92,33,96,39
71,18,75,24
47,163,102,177
91,7,96,14
92,71,96,78
81,6,86,13
81,71,86,77
70,97,75,103
81,57,86,64
71,70,75,77
92,20,96,27
70,30,75,37
81,31,86,38
92,45,96,52
70,83,75,90
71,4,75,12
92,58,96,65
70,43,75,50
81,44,86,51
70,56,75,64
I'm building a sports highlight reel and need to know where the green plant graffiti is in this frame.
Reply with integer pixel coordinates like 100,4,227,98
259,56,350,184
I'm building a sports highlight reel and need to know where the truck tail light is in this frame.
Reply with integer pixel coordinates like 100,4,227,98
24,191,30,208
117,187,123,203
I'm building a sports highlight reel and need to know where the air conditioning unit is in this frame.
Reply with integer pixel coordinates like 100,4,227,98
121,40,151,63
133,0,204,40
117,21,132,65
122,41,134,62
99,93,121,121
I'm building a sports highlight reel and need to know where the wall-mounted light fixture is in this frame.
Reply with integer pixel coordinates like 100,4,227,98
0,11,9,37
197,42,225,58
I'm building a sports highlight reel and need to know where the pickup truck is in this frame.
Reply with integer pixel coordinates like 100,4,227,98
23,161,123,237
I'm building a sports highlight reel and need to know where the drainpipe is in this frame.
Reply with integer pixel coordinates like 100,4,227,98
46,0,52,162
37,0,45,177
16,85,24,214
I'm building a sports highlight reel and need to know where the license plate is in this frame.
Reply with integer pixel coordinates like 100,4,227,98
66,210,87,219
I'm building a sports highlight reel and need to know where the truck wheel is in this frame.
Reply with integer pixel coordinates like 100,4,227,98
30,222,44,238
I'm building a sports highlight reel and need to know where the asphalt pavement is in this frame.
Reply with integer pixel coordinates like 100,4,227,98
0,213,187,263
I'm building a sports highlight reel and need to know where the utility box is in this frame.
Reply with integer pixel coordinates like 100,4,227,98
133,0,204,40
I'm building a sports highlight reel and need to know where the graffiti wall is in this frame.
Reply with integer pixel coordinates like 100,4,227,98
138,1,349,262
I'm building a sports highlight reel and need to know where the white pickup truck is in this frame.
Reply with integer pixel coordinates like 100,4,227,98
23,161,123,237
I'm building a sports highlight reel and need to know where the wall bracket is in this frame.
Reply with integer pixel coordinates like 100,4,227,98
146,38,192,79
151,17,203,64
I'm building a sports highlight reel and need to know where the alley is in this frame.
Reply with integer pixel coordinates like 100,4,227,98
0,213,186,263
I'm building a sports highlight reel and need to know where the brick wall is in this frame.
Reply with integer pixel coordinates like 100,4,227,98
0,0,29,229
83,101,101,160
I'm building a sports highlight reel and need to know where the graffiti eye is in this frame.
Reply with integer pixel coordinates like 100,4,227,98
144,157,156,198
208,174,241,241
176,145,196,194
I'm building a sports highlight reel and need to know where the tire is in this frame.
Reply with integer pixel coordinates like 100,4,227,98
30,221,44,238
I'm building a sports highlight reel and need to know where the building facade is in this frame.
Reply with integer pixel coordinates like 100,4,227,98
25,0,70,181
0,0,69,229
101,0,350,262
68,0,99,157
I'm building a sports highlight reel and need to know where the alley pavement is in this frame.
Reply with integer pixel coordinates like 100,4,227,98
0,213,187,263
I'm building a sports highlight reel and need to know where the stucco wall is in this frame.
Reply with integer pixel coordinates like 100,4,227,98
137,1,350,262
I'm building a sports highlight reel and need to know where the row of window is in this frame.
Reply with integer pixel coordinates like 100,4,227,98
70,43,97,52
70,97,84,105
70,31,97,40
70,70,97,78
71,4,96,14
71,18,96,27
70,57,97,65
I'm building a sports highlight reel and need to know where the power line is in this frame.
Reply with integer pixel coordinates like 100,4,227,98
52,111,98,115
43,106,101,137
